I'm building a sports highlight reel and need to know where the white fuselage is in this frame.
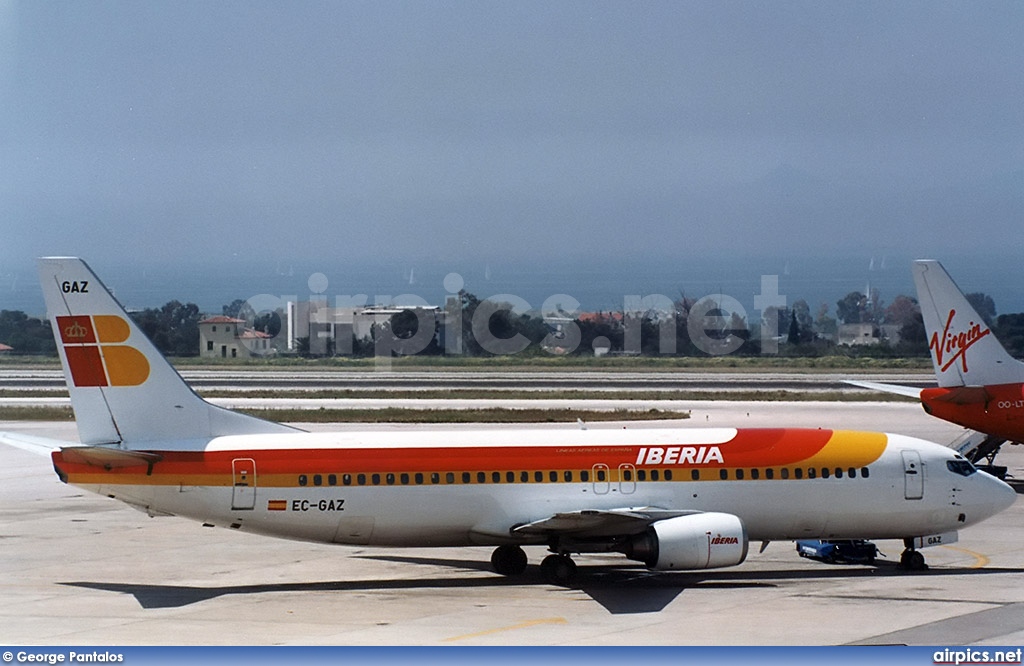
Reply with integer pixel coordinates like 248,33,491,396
61,428,1016,549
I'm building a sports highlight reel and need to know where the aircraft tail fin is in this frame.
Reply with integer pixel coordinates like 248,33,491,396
912,260,1024,388
38,257,297,447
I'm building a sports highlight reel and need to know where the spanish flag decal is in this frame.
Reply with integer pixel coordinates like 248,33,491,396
57,315,150,387
267,500,288,511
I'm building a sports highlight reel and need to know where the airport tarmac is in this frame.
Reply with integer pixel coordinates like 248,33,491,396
2,402,1023,646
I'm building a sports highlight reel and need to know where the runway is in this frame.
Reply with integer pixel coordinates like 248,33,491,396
0,367,935,392
2,401,1023,646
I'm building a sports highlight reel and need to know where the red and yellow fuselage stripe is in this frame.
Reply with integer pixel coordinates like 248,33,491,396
52,428,888,488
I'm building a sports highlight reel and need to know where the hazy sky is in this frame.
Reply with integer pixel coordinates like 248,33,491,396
2,1,1022,273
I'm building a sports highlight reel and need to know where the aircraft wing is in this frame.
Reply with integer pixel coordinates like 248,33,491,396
0,431,74,457
844,380,923,399
512,507,701,539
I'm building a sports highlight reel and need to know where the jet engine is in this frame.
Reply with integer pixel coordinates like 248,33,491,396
622,512,748,571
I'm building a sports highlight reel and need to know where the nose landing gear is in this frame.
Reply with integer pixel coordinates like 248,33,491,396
899,538,928,571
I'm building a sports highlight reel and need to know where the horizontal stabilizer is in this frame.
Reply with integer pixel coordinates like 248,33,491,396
59,446,163,470
844,380,923,399
0,431,75,457
924,386,992,405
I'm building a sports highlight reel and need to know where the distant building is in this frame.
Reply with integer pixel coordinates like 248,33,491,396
199,316,273,359
291,301,441,356
837,323,902,346
838,323,877,346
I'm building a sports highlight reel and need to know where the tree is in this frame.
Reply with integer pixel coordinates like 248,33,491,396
884,295,920,327
836,292,867,325
966,293,997,327
222,299,255,322
790,299,814,343
253,310,283,338
0,310,56,354
994,313,1024,357
130,300,201,356
787,311,800,345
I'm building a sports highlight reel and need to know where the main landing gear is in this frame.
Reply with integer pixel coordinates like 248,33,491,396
899,538,928,571
490,544,528,576
490,545,579,585
539,553,577,586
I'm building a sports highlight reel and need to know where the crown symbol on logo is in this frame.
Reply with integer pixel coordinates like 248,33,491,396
64,321,89,339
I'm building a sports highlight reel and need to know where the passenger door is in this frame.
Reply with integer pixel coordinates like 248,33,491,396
901,450,924,500
232,458,257,510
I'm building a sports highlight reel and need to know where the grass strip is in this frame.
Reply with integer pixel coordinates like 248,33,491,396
0,405,689,424
236,408,691,424
0,406,76,421
0,388,916,402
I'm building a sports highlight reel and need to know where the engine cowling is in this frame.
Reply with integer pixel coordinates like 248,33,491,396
623,512,748,571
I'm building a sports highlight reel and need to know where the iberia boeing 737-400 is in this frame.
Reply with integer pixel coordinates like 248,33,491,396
0,258,1015,583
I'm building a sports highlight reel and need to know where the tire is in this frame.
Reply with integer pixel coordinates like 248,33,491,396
491,544,528,576
540,554,577,586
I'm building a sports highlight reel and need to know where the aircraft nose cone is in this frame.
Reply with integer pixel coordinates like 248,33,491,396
982,473,1017,518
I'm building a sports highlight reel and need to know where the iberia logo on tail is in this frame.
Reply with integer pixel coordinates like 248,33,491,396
57,315,150,387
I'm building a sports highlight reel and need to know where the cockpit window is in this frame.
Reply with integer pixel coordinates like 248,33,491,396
946,459,977,477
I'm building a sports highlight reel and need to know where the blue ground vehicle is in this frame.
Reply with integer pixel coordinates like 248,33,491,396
796,540,879,564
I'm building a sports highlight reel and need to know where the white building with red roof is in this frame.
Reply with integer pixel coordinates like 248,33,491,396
198,316,273,359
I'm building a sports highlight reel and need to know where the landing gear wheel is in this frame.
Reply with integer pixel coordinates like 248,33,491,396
540,554,577,586
899,548,928,571
491,544,528,576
